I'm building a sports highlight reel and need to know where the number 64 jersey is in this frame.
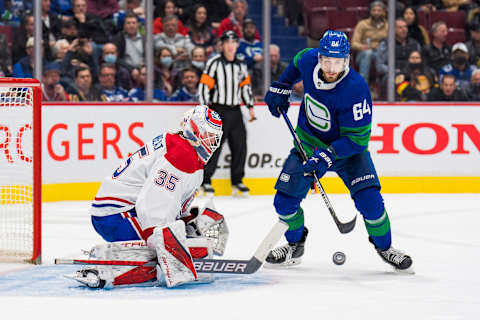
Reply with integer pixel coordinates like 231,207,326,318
282,48,373,158
89,132,204,232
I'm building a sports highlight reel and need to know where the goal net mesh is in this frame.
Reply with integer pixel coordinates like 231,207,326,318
0,86,35,262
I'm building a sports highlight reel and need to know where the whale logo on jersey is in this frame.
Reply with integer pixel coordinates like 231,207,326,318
304,93,331,132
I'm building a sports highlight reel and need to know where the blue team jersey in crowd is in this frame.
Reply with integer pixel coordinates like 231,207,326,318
279,48,373,159
103,87,130,102
236,39,263,68
168,87,199,102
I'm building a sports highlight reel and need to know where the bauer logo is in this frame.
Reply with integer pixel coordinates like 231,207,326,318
279,173,290,182
350,174,375,186
304,93,331,132
194,261,247,273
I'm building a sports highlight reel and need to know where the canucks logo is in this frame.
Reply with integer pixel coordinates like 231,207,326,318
304,93,331,132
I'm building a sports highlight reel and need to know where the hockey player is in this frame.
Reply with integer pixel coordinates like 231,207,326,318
70,105,229,288
263,30,413,270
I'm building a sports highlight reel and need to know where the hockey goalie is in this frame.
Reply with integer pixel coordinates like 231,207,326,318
68,106,230,288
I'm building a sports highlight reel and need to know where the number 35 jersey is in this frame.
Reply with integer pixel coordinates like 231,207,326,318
280,48,373,158
89,133,204,230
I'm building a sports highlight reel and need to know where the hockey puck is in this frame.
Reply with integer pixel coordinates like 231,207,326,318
332,251,346,265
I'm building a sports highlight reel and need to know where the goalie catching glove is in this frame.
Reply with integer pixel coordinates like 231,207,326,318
183,198,229,256
264,81,292,118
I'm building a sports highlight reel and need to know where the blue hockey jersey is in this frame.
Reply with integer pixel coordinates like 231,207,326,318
279,48,373,159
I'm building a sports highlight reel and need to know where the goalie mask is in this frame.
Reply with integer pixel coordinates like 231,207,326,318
318,30,350,74
181,105,223,164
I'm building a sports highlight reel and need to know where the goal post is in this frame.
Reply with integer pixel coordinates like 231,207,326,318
0,78,42,264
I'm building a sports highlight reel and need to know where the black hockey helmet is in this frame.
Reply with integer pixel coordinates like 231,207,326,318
220,30,239,42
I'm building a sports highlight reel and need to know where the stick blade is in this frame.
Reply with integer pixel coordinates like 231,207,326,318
336,214,357,234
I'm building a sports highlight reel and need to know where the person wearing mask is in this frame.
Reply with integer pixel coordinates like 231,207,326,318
101,42,133,90
427,73,468,101
439,42,478,91
191,46,207,76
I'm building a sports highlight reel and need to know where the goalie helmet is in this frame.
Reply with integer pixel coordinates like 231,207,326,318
181,105,223,164
318,30,350,74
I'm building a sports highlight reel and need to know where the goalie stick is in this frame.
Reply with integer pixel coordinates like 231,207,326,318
55,221,288,275
279,108,356,234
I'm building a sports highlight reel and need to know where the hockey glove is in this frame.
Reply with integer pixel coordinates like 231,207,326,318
264,81,292,117
302,147,335,178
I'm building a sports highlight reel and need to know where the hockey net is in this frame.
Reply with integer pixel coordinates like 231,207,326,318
0,78,41,264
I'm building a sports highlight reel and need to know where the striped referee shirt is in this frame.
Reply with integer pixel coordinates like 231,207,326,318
199,54,254,108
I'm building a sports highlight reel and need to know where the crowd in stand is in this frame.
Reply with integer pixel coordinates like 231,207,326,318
0,0,272,102
4,0,480,102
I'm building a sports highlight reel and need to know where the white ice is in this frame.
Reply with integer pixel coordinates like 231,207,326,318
1,194,479,320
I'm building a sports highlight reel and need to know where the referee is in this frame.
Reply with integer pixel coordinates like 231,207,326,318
198,30,256,196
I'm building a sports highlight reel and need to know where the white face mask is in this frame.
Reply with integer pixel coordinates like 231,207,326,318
319,55,349,74
192,60,205,70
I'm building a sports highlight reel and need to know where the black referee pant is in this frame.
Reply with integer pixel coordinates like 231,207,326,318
203,105,247,186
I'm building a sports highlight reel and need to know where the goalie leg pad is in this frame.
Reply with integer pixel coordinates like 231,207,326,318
148,220,198,288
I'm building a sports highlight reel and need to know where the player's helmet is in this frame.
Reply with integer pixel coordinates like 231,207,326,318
181,105,223,164
318,30,350,74
220,30,239,42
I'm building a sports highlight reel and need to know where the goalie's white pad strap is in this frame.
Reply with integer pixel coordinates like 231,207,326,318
148,220,198,287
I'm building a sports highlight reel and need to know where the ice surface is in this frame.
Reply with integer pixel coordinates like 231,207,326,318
1,194,479,319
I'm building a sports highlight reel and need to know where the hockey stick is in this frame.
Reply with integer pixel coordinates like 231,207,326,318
55,221,288,275
279,108,356,234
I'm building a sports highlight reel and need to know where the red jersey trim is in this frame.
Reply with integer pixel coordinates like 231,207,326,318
164,133,204,173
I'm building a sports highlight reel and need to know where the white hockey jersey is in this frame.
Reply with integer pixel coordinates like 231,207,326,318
90,132,204,234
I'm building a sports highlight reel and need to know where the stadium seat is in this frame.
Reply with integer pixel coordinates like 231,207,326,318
0,25,13,48
446,28,466,46
416,10,429,29
303,0,337,10
430,10,466,29
327,10,358,36
337,0,369,9
303,6,337,40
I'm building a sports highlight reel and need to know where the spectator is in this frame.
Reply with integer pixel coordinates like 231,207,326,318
111,0,145,34
427,73,468,101
464,69,480,100
11,14,34,65
67,66,107,101
0,0,33,28
415,0,442,12
187,4,216,56
423,21,451,74
50,0,73,18
97,63,129,102
128,65,168,101
395,50,437,101
351,0,388,83
403,6,430,46
59,18,78,43
0,33,12,76
439,42,477,91
169,67,200,101
72,0,110,45
41,62,69,101
153,0,188,35
42,0,62,48
217,0,260,41
60,37,99,89
197,0,231,29
12,37,40,78
154,15,194,69
466,23,480,68
252,44,288,96
154,46,178,96
112,12,145,70
100,42,133,90
236,18,263,70
53,38,70,62
191,46,207,75
376,17,422,98
208,37,223,59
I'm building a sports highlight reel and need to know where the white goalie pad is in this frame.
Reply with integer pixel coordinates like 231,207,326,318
147,220,198,288
69,240,157,288
186,198,229,256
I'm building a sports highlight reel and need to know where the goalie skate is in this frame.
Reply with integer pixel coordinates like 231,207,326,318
232,183,250,197
370,237,413,272
265,227,308,266
66,269,106,289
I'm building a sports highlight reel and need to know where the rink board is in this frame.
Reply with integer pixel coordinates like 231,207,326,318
2,102,480,201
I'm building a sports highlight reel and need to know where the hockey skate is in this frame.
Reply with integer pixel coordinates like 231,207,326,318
370,237,413,272
265,227,308,266
67,268,106,289
232,183,250,197
199,183,215,198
